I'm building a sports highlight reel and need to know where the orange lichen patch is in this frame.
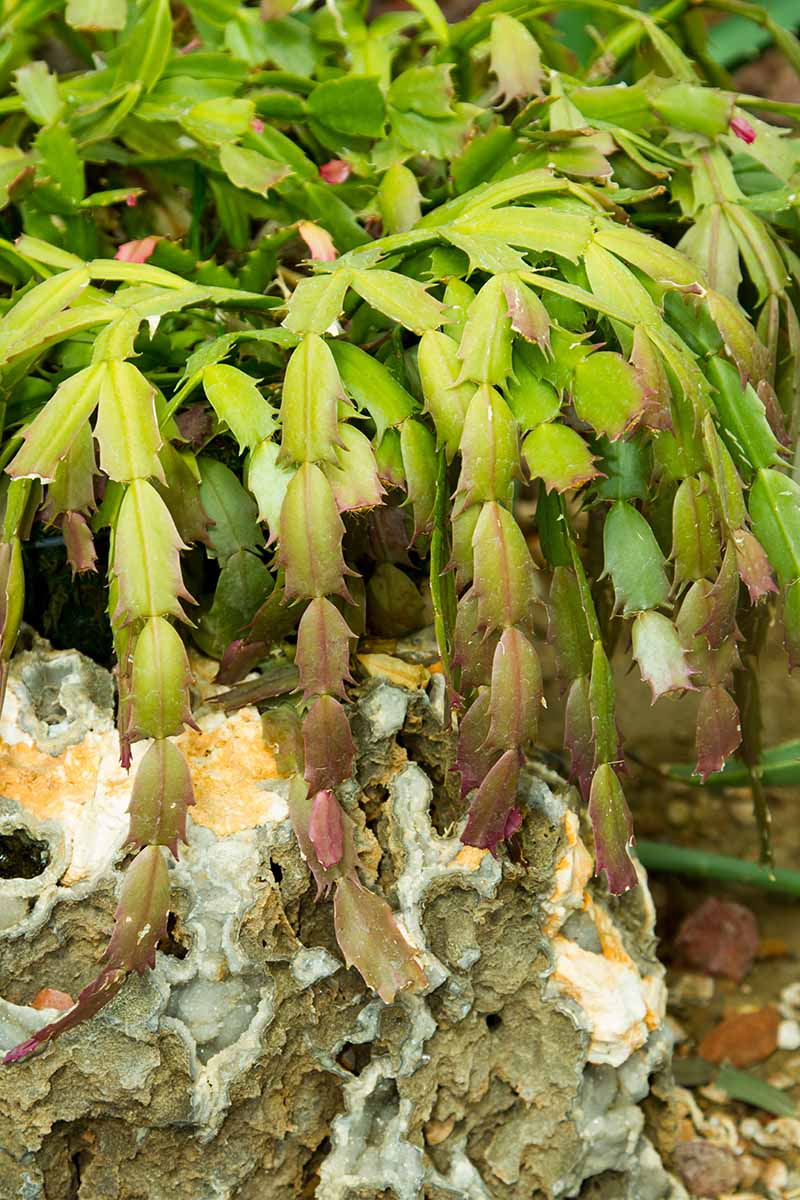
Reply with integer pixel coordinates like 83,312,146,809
642,973,667,1030
552,935,649,1067
451,845,489,871
31,987,74,1011
0,731,111,827
177,709,285,836
543,809,594,937
587,897,636,968
577,895,666,1036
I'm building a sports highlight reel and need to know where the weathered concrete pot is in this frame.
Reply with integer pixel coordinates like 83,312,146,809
0,641,684,1199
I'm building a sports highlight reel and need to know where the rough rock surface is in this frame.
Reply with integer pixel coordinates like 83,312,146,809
0,641,685,1199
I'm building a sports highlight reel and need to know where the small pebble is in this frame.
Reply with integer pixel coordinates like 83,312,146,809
698,1006,780,1067
667,800,691,825
670,972,715,1007
737,1154,762,1189
731,798,755,825
762,1158,788,1192
766,1070,795,1089
778,1018,800,1051
673,1139,740,1197
667,1014,689,1044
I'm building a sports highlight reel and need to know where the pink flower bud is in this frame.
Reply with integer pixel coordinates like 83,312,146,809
251,117,265,133
125,193,139,207
319,159,350,184
115,236,160,263
297,220,337,261
730,115,756,144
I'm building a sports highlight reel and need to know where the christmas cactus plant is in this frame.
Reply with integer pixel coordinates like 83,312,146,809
0,0,798,1060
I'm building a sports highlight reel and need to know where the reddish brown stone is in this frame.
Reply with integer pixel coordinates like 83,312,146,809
674,897,759,982
673,1140,740,1197
698,1005,780,1067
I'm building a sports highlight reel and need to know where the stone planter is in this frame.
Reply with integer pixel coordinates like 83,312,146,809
0,641,684,1199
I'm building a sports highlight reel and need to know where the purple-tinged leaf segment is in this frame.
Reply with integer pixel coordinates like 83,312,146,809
676,580,741,688
501,275,550,353
632,610,696,702
3,967,126,1064
732,528,776,603
564,675,593,800
588,763,637,894
126,738,195,857
309,788,344,870
303,694,356,794
295,596,354,699
696,685,741,779
41,422,96,518
487,627,542,751
471,502,537,633
455,385,517,513
112,480,195,625
456,690,498,797
589,640,618,768
547,567,593,682
630,326,672,431
671,476,720,586
699,544,740,650
324,424,384,513
333,875,428,1003
453,593,499,692
461,748,522,855
131,617,196,740
107,844,171,974
280,334,344,466
62,511,97,575
278,463,351,602
703,415,747,532
216,638,268,685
